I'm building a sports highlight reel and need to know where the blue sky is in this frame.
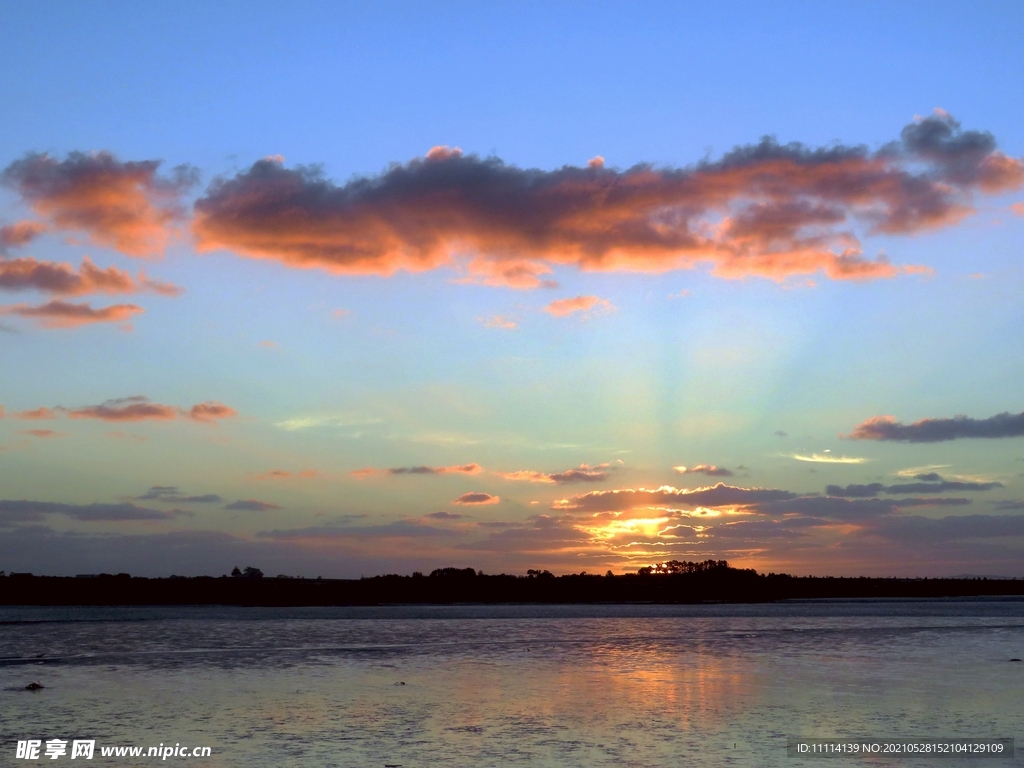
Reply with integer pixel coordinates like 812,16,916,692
1,1,1023,577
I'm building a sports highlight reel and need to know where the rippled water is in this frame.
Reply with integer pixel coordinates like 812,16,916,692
2,600,1023,766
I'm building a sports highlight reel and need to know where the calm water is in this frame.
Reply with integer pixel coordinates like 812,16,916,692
2,600,1023,767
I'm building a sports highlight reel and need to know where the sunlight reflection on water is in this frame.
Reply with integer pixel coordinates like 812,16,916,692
2,601,1023,766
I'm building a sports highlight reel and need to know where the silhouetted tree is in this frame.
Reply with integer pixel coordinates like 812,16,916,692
527,569,555,579
429,567,477,578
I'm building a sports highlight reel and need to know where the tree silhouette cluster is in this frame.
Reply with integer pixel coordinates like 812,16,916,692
637,559,729,576
230,566,264,578
0,565,1021,606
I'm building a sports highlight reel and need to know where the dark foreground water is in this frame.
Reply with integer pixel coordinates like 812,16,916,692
2,600,1023,767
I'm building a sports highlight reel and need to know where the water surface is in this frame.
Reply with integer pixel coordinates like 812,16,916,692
2,600,1022,766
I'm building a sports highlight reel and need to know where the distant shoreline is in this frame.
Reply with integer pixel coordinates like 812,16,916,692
3,567,1024,607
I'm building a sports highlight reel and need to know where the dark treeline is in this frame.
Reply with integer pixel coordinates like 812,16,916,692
2,561,1023,606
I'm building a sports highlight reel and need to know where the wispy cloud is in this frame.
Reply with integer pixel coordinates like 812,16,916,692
275,413,382,431
478,315,517,330
895,464,951,478
16,407,57,420
17,429,67,438
135,486,222,503
352,463,482,478
254,469,322,480
789,452,867,464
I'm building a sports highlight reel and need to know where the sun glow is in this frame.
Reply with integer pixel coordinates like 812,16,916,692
579,516,671,541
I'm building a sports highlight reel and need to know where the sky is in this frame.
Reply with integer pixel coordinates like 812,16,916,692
1,0,1023,578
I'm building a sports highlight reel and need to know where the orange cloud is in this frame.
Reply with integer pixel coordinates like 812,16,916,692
138,271,184,297
454,257,557,289
1,151,196,257
1011,202,1024,216
0,300,143,328
544,295,614,317
47,396,237,424
65,397,177,422
187,402,237,423
0,255,181,298
453,491,501,505
192,112,1022,284
0,256,132,295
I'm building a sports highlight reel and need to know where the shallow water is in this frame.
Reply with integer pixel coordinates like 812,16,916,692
2,600,1023,766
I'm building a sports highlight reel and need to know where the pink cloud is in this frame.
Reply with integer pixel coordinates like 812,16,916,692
1011,202,1024,216
499,464,609,484
901,264,936,277
544,295,614,317
0,300,144,328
